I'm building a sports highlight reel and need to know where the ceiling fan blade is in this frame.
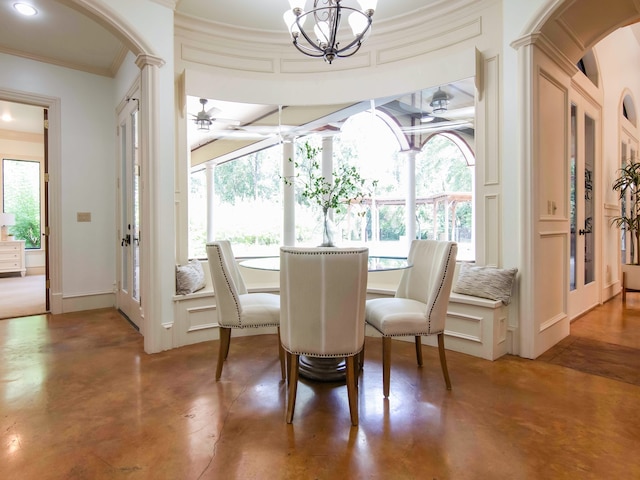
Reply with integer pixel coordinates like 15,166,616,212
400,119,473,134
212,118,241,126
439,106,475,119
206,106,221,117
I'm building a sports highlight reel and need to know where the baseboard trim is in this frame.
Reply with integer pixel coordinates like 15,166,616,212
61,292,115,313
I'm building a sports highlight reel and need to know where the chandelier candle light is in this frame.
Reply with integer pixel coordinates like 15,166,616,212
283,0,377,64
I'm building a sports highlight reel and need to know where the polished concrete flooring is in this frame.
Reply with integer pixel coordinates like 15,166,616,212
1,298,640,479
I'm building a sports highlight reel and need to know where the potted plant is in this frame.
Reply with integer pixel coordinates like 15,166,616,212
611,160,640,297
284,141,377,247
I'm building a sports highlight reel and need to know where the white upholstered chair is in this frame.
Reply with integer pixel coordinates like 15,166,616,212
279,246,369,426
365,240,457,397
206,241,285,381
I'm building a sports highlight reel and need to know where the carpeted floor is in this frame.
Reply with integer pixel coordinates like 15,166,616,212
0,274,46,319
537,335,640,386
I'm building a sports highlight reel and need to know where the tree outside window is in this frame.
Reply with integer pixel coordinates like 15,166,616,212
2,159,41,249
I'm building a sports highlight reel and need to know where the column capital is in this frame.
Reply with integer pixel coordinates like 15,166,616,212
135,54,166,69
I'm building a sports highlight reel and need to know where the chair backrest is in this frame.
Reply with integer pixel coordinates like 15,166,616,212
280,246,369,357
206,241,248,327
395,240,458,333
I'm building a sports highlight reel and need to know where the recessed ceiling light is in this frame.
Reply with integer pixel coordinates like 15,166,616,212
1,113,13,122
14,3,37,16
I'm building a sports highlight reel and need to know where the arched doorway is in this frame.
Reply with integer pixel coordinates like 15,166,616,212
513,0,640,358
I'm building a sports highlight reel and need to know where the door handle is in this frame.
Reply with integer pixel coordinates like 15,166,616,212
121,234,131,246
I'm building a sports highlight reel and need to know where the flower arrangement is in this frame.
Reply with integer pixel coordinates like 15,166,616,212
284,141,377,246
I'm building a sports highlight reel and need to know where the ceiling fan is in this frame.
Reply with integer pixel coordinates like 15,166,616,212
190,98,240,130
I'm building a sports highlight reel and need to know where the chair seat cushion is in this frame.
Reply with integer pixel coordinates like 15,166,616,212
238,293,280,327
365,297,429,336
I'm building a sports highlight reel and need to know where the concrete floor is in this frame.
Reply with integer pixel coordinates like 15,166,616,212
1,298,639,479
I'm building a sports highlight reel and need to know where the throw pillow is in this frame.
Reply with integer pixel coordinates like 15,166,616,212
453,264,518,305
176,260,206,295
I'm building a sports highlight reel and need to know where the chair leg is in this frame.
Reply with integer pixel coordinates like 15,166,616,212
382,336,391,398
286,354,300,424
345,355,359,426
285,351,292,385
437,333,452,390
277,327,286,381
216,327,232,381
414,335,423,366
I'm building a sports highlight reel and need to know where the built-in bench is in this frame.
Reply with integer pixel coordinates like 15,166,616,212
173,259,510,360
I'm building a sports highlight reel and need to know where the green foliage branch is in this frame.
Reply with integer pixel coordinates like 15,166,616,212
612,160,640,265
282,142,378,245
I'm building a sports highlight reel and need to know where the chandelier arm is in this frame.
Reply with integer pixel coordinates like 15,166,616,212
336,41,362,59
328,3,341,53
292,40,327,58
335,19,371,56
293,13,326,56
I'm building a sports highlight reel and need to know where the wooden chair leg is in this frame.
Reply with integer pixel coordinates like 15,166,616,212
345,355,359,426
358,343,365,372
286,354,300,423
382,336,391,398
414,335,423,366
437,333,452,390
216,327,231,381
277,327,286,381
285,351,292,386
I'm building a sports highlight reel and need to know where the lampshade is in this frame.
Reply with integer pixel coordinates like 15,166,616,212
0,212,15,226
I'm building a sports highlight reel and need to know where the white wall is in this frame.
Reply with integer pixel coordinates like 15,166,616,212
0,52,116,303
594,27,640,297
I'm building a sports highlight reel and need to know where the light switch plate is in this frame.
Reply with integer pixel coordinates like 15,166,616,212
77,212,91,222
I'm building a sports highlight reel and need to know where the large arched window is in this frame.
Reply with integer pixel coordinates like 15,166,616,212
416,133,474,261
186,79,476,259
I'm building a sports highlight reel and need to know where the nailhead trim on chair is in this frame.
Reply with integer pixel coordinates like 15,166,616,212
426,243,456,335
212,243,280,329
211,244,243,328
282,348,364,357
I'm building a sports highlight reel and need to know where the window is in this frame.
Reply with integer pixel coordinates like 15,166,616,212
186,78,476,260
2,158,41,249
189,146,283,258
416,134,474,260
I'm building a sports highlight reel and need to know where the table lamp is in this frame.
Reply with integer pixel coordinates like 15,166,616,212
0,212,16,241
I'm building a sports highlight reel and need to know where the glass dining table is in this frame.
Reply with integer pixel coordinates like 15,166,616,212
240,255,411,382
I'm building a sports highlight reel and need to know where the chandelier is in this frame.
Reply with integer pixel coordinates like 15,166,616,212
283,0,377,64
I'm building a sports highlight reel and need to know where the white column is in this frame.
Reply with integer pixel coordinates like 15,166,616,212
206,163,215,243
404,150,417,249
282,139,295,246
444,199,450,241
135,53,168,354
322,135,334,222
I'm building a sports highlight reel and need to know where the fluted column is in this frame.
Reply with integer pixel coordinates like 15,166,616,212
404,150,417,248
282,139,295,246
322,135,334,223
135,53,168,354
206,163,215,243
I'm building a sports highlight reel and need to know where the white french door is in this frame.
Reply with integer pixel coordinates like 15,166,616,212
116,94,143,330
568,96,600,318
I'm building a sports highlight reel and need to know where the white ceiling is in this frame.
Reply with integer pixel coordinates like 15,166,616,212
0,0,436,138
